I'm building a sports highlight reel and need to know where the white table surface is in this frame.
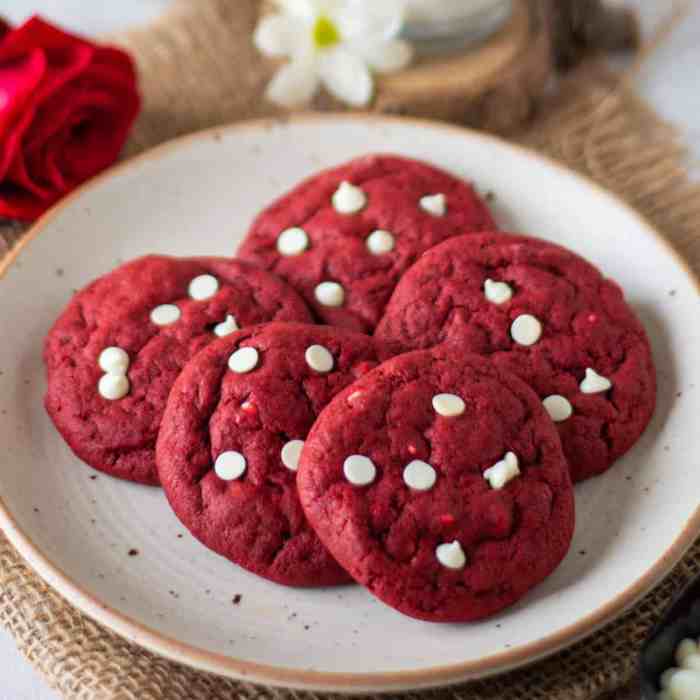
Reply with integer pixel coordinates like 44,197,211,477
1,1,697,698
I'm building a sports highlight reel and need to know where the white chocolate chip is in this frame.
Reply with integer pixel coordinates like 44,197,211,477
580,368,612,394
347,390,363,404
150,304,181,326
281,439,305,472
669,669,700,700
214,451,246,481
214,314,239,337
366,230,395,255
403,460,437,491
98,373,130,401
483,452,520,490
662,668,680,688
420,193,447,217
188,274,219,301
343,455,376,486
277,227,309,256
98,347,129,375
432,393,466,417
686,656,700,672
314,281,345,308
484,278,513,305
305,344,334,373
436,541,466,570
542,395,573,423
510,314,542,346
332,181,367,214
678,640,700,667
228,347,259,374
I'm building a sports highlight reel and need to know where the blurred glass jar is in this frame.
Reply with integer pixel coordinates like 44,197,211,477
403,0,514,52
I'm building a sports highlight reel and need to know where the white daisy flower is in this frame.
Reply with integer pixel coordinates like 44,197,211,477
254,0,413,108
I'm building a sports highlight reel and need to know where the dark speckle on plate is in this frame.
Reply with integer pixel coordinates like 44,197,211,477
128,548,139,557
232,594,242,605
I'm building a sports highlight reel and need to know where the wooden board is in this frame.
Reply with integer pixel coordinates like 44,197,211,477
375,0,552,132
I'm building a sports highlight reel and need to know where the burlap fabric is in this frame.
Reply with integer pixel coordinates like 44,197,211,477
1,2,699,698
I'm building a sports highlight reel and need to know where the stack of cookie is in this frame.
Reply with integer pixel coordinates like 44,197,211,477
44,155,656,623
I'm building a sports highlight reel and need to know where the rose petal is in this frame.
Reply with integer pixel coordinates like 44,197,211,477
0,49,46,168
0,18,12,43
265,56,320,108
254,14,305,58
0,181,56,221
351,38,413,74
89,46,138,87
318,47,373,107
0,16,91,60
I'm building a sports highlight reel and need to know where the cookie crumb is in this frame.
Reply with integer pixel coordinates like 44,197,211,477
128,548,139,557
676,391,683,398
89,475,98,480
669,289,677,297
232,594,242,605
33,507,39,513
177,533,183,539
56,268,64,277
304,625,311,631
578,550,587,556
485,191,496,202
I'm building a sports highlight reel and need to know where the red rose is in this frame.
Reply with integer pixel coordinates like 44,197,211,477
0,16,140,221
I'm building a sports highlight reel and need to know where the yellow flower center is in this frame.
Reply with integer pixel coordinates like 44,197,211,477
312,15,341,50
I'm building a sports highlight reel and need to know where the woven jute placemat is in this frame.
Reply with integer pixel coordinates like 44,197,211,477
1,2,699,698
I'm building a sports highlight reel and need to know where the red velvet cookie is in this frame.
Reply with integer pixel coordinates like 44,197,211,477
156,322,384,587
375,233,656,482
44,256,312,485
237,154,496,333
297,348,574,621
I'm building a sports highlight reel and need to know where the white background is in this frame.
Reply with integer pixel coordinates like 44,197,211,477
0,1,697,698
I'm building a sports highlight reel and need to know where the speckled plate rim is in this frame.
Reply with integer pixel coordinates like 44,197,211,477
0,113,699,694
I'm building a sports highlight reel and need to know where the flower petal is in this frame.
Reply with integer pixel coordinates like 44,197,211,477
254,14,305,58
352,38,413,74
265,57,320,108
318,47,372,107
333,0,405,42
273,0,320,21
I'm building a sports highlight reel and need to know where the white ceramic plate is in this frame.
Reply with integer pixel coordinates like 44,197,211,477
0,115,698,693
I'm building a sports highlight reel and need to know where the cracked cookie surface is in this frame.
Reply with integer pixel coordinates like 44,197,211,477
156,322,384,586
237,154,496,333
375,233,656,482
44,256,312,485
297,348,575,622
